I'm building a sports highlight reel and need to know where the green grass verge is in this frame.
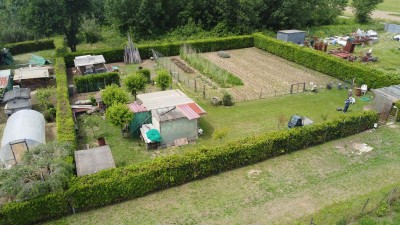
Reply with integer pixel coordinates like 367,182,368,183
43,124,400,225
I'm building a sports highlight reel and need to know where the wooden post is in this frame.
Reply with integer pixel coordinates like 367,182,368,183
360,198,370,214
303,82,306,92
203,85,205,99
290,84,293,94
260,89,263,99
195,79,197,92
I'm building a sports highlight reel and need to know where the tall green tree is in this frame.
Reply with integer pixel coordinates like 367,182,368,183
125,73,147,100
352,0,383,23
23,0,91,51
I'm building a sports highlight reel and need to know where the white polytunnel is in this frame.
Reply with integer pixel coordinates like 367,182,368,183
0,110,46,164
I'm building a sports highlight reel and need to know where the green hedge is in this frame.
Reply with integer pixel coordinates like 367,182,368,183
63,35,254,67
0,111,378,224
4,39,55,55
253,33,400,89
67,111,377,211
0,192,69,225
74,72,120,93
396,102,400,122
55,57,76,145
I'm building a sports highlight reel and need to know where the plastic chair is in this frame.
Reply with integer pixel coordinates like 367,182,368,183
361,84,368,95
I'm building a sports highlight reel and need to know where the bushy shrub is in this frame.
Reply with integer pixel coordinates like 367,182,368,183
101,84,129,106
79,18,102,44
73,72,120,93
137,69,151,83
155,70,172,91
222,92,234,106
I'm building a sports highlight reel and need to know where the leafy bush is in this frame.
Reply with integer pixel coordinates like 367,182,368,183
101,84,129,106
155,70,172,91
63,35,254,67
79,18,102,44
137,69,151,83
4,39,55,55
73,72,120,93
253,33,400,89
222,92,234,106
124,73,147,98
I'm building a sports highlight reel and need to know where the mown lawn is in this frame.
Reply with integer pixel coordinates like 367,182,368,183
348,0,400,13
0,49,56,70
44,123,400,225
77,86,372,167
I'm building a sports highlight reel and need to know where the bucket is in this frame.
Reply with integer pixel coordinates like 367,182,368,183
355,88,362,96
97,137,106,146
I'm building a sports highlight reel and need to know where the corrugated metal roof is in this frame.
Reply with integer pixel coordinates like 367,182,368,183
1,110,45,149
137,89,194,110
127,101,148,113
176,104,200,120
0,69,11,89
75,145,116,176
13,67,49,80
153,107,186,122
186,103,206,115
373,85,400,103
2,88,31,103
4,98,32,110
74,55,106,67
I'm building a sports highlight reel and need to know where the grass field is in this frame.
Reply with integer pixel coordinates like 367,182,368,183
44,123,400,225
0,49,55,70
77,87,372,166
348,0,400,13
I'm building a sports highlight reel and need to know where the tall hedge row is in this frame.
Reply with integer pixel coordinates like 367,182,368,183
0,111,378,224
253,33,400,89
4,39,55,55
74,72,120,93
63,35,254,67
66,111,378,211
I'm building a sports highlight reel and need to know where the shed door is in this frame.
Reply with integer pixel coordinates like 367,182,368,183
10,141,29,164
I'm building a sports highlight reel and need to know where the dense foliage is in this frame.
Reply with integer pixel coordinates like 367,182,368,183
101,84,129,106
0,142,73,202
105,103,134,133
155,70,172,91
73,72,120,93
124,73,147,99
352,0,384,23
0,0,348,44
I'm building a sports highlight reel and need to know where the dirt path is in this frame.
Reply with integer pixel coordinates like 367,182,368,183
45,125,400,225
345,7,400,22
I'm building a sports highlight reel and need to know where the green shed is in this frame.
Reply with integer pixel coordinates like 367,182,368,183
127,102,152,138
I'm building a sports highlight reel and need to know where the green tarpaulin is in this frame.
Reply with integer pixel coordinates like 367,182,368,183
146,129,161,142
29,55,51,66
0,49,13,65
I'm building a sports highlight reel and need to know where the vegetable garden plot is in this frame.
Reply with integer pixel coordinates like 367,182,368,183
202,48,341,101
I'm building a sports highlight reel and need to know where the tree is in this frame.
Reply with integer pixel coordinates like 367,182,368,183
155,70,172,91
105,103,134,135
101,84,129,106
125,73,147,100
0,142,73,202
352,0,383,23
23,0,91,52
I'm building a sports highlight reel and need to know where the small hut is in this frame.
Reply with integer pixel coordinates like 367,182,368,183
0,110,45,165
277,30,306,44
73,55,107,75
372,85,400,122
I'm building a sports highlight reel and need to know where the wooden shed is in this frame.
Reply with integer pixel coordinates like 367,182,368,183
277,30,306,44
372,85,400,122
